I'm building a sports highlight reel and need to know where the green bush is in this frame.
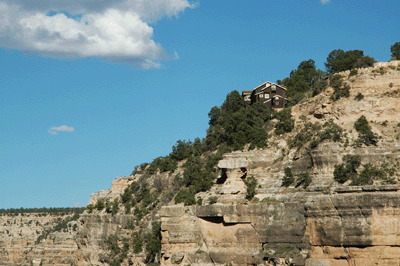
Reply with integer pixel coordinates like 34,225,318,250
325,49,374,75
131,162,149,175
282,167,294,187
205,92,270,151
244,176,258,200
95,199,105,211
132,232,143,254
209,196,218,204
112,199,119,215
391,42,400,60
86,204,94,213
145,222,161,263
349,69,358,77
351,162,397,186
124,202,131,214
318,119,343,143
354,93,364,101
329,75,350,101
134,206,144,220
296,172,312,188
146,156,177,174
105,234,121,257
312,79,328,96
288,122,320,149
275,108,294,135
354,115,378,146
174,189,196,206
333,155,361,184
279,59,327,106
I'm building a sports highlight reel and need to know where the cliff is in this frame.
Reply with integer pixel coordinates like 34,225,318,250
1,61,400,266
0,213,79,266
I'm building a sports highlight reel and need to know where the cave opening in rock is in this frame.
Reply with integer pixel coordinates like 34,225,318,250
216,169,228,184
199,216,237,227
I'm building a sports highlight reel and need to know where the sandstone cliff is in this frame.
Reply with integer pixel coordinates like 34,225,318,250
1,61,400,266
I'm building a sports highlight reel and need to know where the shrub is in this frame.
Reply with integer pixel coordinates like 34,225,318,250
86,204,94,214
296,172,312,188
244,176,258,200
319,119,343,143
354,115,378,146
312,80,328,96
333,155,361,184
112,199,119,215
132,232,143,254
325,49,374,74
329,75,350,101
146,156,177,174
174,189,195,205
134,206,144,220
182,156,216,193
288,122,320,149
95,199,105,211
145,222,161,263
131,162,149,175
197,197,203,205
124,202,131,214
105,201,112,214
349,69,358,77
391,42,400,60
205,91,270,151
282,167,294,187
208,196,218,204
105,235,121,257
354,93,364,101
275,108,294,135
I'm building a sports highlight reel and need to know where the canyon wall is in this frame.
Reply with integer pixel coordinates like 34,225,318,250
1,63,400,265
161,190,400,266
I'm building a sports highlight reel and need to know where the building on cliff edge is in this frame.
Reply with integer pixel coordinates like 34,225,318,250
242,81,288,109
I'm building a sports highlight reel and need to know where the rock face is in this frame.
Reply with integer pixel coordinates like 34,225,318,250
161,201,310,266
0,213,79,266
88,176,135,205
306,192,400,266
161,190,400,266
75,213,146,266
2,63,400,266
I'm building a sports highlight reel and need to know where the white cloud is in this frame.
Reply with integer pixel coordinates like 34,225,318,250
320,0,331,5
0,0,196,68
48,125,75,134
71,202,82,208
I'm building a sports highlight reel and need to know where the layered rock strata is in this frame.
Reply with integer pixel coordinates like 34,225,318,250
161,191,400,266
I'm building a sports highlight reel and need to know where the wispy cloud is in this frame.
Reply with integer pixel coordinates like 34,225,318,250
71,202,82,208
320,0,331,5
0,0,197,68
48,125,75,135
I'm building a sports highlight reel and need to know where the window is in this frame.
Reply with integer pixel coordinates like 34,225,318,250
275,100,279,106
244,95,250,101
271,84,276,91
260,94,263,98
265,93,269,99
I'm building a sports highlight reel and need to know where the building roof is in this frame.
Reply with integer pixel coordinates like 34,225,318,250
252,81,286,91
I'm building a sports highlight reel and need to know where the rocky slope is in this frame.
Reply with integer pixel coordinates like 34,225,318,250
0,213,79,265
1,61,400,266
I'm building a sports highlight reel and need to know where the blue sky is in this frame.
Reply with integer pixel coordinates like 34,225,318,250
1,0,399,208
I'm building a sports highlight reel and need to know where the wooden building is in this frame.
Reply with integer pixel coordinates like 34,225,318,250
243,82,287,109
